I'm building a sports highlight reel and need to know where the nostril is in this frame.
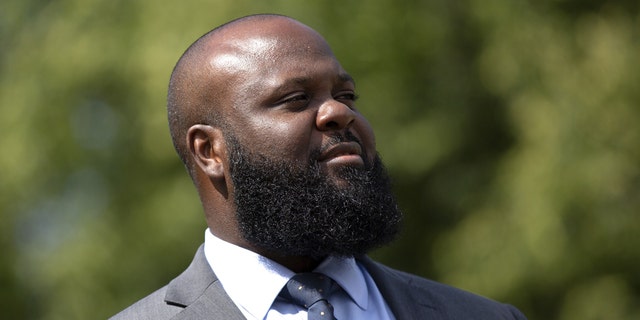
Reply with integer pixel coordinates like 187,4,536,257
325,121,338,129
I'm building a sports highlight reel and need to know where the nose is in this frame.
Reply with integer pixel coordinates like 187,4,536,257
316,99,356,131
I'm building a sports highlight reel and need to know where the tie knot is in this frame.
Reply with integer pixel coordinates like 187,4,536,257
279,272,337,319
280,272,335,308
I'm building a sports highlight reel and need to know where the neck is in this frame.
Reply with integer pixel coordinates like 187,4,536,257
209,227,325,273
269,254,323,273
248,244,325,273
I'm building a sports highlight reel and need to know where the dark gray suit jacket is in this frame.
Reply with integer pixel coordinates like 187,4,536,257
111,245,526,319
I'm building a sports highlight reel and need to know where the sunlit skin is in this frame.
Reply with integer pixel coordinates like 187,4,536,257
184,16,377,272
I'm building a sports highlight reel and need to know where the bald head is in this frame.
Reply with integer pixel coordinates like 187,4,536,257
164,15,392,264
167,14,333,174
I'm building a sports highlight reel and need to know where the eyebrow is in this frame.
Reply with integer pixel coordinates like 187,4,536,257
274,73,356,90
339,73,356,86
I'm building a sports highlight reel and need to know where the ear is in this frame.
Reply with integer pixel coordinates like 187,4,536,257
187,124,226,179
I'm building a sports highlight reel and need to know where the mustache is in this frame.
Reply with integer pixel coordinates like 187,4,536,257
311,131,365,163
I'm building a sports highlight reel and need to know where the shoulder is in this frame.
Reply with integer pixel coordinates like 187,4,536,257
109,286,183,320
109,245,245,320
358,256,527,319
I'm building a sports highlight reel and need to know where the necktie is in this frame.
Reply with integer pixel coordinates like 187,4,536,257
279,272,337,320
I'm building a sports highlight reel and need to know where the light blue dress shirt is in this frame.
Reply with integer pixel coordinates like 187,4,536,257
203,229,395,320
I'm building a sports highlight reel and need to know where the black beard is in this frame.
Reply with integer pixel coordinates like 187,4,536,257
227,134,402,260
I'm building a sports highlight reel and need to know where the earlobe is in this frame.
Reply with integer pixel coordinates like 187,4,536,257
187,124,226,179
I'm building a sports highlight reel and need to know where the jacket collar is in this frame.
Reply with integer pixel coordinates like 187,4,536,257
163,245,440,320
357,255,441,320
164,245,246,320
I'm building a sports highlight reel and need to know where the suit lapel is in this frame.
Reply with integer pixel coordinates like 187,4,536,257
165,245,246,320
358,256,444,320
170,281,246,320
161,247,447,319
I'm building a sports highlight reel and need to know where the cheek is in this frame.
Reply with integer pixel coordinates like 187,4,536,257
242,116,314,160
355,115,377,158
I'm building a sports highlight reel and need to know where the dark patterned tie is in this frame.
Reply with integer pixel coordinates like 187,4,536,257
279,272,338,320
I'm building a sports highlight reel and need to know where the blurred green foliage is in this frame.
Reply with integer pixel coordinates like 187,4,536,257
1,0,639,319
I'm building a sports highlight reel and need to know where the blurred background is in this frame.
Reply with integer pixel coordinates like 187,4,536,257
1,0,639,319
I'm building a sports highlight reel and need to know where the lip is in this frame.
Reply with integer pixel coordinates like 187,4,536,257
318,141,363,165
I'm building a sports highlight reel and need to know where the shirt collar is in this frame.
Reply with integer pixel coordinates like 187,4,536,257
314,254,369,310
204,229,292,319
203,229,369,319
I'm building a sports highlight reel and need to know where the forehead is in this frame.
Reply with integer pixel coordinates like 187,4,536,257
206,18,351,100
209,18,336,74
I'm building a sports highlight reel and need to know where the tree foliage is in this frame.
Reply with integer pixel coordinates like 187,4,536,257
1,1,638,319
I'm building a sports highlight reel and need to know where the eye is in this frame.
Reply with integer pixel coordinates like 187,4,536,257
337,92,358,101
284,94,309,103
275,93,310,111
335,92,359,107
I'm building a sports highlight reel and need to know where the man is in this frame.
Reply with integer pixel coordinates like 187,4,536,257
112,14,526,320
